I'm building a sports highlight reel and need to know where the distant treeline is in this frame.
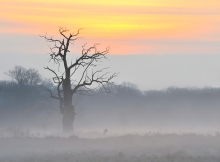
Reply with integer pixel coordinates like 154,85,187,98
0,65,219,131
78,83,220,131
1,76,220,132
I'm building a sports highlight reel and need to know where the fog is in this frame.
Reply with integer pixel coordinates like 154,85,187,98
1,80,220,135
1,63,220,161
1,134,220,162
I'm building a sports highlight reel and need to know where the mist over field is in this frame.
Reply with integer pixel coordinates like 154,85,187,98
1,80,220,161
1,80,220,136
1,54,220,162
1,64,220,162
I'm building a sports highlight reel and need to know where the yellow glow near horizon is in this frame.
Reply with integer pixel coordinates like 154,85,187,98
1,0,220,54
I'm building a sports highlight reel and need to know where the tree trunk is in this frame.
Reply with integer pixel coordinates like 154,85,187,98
62,75,75,134
62,105,75,134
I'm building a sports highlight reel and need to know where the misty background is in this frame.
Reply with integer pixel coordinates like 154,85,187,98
1,53,220,135
1,71,220,136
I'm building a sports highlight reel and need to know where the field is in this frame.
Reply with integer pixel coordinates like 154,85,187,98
1,132,220,162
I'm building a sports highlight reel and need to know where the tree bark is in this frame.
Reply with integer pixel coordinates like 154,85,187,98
62,76,75,134
62,105,75,134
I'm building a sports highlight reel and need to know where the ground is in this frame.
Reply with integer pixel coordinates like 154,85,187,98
0,133,220,162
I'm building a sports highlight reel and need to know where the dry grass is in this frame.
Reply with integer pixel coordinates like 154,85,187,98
0,132,220,162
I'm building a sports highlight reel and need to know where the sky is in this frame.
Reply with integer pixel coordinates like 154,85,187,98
1,0,220,90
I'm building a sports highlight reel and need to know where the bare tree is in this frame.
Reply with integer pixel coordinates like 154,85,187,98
4,66,45,108
41,27,117,134
5,66,42,87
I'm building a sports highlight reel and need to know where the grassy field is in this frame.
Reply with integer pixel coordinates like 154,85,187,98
0,132,220,162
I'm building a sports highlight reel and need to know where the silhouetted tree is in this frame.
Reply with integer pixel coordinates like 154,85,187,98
41,27,117,134
3,66,46,106
5,66,42,87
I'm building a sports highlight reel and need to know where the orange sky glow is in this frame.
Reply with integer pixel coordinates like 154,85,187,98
1,0,220,55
